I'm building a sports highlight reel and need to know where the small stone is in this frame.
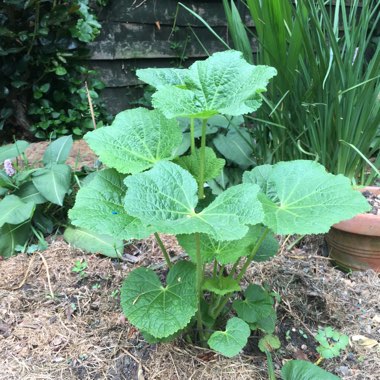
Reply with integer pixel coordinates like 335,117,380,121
301,344,307,350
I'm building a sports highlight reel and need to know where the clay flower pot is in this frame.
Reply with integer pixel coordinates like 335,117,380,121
326,186,380,272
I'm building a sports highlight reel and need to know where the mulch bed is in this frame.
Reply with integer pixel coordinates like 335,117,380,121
0,236,379,380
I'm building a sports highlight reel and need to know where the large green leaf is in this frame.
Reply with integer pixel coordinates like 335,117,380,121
0,140,29,162
43,135,73,165
232,284,274,323
0,195,35,228
124,161,263,241
0,222,31,258
14,182,47,204
177,225,275,265
152,50,277,119
281,360,341,380
69,169,152,240
207,317,250,358
243,160,371,235
64,226,123,258
175,147,225,184
120,260,197,338
136,68,187,88
84,108,182,174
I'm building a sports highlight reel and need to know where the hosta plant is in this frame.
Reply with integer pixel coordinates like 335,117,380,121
69,50,370,357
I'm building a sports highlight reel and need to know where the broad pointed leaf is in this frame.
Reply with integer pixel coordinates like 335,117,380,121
178,225,275,265
0,222,31,258
136,68,187,88
14,181,47,204
152,50,277,119
232,284,274,323
121,260,197,338
175,147,225,184
0,140,29,162
32,164,71,206
281,360,341,380
243,160,371,234
124,161,263,241
0,195,35,227
69,169,152,240
43,135,73,165
207,317,250,358
203,277,241,295
85,108,182,174
64,226,123,258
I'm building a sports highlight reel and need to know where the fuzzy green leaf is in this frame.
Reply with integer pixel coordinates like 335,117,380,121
281,360,341,380
243,160,371,235
203,277,241,295
124,161,263,241
136,68,187,88
175,147,225,184
208,317,250,357
32,163,71,206
0,195,35,228
152,50,277,119
43,135,73,165
69,169,152,240
120,260,197,338
84,108,182,174
64,227,123,258
0,222,31,258
258,334,281,352
232,284,274,323
178,225,275,265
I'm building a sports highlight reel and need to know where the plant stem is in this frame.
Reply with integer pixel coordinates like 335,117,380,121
154,232,172,268
190,118,195,154
195,233,206,344
198,118,208,199
265,350,276,380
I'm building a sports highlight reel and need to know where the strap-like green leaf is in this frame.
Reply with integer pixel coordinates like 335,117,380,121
152,50,277,119
243,160,371,234
232,284,274,323
120,260,197,338
69,169,152,240
85,108,182,174
207,317,251,357
0,195,35,228
124,161,263,241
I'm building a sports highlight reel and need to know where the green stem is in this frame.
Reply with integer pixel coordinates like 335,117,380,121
212,259,218,278
265,350,276,380
154,232,172,268
190,118,195,154
198,118,208,199
195,233,206,344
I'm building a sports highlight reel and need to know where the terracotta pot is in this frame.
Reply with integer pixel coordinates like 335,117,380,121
326,186,380,272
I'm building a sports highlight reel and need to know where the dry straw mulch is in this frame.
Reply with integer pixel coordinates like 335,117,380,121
0,237,379,380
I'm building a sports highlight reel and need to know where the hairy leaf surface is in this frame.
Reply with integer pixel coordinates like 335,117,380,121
136,68,187,88
124,162,263,241
120,261,197,338
207,317,250,357
69,169,152,240
85,108,182,174
152,50,277,119
243,160,371,234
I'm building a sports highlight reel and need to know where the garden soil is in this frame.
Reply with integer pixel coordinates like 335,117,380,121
0,236,379,380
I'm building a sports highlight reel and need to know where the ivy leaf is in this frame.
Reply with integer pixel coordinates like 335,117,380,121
136,68,187,88
69,169,152,240
175,147,225,184
0,222,31,258
232,284,274,323
124,161,263,241
64,226,123,258
0,195,35,228
207,317,251,358
177,225,275,265
120,261,197,338
152,50,276,119
43,135,73,165
32,163,71,206
281,360,341,380
258,334,281,352
203,277,241,295
0,140,29,162
243,160,371,235
84,108,182,174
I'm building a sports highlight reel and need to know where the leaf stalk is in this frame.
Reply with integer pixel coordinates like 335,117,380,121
198,118,208,199
154,232,172,268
